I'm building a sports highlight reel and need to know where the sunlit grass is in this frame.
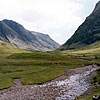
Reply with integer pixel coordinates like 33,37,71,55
0,51,92,89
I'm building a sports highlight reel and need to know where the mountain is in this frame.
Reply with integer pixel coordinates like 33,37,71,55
31,31,60,51
60,1,100,50
0,19,60,51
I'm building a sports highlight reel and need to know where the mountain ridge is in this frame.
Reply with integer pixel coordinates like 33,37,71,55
92,1,100,13
60,1,100,50
0,19,60,51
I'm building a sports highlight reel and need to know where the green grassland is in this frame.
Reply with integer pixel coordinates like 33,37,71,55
0,51,91,89
0,42,92,89
0,41,100,100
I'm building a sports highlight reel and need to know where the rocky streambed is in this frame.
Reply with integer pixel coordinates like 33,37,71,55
0,65,99,100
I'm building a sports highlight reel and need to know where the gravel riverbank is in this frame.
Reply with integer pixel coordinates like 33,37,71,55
0,65,98,100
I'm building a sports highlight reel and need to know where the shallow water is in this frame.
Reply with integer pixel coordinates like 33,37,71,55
40,68,97,100
0,66,97,100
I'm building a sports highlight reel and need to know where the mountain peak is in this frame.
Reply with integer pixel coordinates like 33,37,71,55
2,19,22,27
2,19,17,24
59,1,100,50
0,19,60,51
93,1,100,13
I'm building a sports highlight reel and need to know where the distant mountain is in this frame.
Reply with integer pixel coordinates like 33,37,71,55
0,19,60,51
60,1,100,50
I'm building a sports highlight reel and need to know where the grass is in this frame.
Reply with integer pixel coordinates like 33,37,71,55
0,41,100,100
0,50,92,89
0,41,30,57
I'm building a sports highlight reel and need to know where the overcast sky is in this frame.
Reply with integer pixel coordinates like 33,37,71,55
0,0,99,44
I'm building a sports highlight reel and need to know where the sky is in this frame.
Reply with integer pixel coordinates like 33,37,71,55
0,0,99,44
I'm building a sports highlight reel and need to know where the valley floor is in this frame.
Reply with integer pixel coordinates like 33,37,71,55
0,65,98,100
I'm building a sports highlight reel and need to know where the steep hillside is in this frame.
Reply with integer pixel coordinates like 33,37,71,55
0,19,60,51
31,31,60,51
60,1,100,50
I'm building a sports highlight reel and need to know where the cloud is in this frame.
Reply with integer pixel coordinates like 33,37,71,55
0,0,99,44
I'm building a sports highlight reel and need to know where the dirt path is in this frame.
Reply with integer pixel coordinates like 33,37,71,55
0,65,99,100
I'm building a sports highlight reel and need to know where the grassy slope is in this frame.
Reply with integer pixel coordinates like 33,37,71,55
62,41,100,54
0,41,30,56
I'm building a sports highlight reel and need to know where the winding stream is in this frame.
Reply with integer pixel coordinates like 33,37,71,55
37,67,97,100
0,65,98,100
56,68,97,100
